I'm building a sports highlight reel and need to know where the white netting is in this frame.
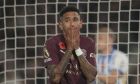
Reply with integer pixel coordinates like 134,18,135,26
0,0,139,84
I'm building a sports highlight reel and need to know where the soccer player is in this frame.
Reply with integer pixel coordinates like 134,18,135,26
96,25,128,84
43,6,97,84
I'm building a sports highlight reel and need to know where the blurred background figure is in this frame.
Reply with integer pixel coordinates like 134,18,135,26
95,25,128,84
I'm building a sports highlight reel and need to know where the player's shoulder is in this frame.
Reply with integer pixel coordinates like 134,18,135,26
113,50,128,63
80,36,95,44
113,50,127,58
45,34,63,45
114,50,125,55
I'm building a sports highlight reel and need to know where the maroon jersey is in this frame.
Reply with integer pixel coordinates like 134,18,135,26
44,34,96,84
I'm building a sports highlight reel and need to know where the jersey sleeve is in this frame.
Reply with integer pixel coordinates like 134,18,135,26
113,51,128,75
118,54,128,74
86,38,96,67
43,39,59,68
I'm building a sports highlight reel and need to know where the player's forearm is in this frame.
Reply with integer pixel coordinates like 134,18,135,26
77,55,97,82
50,50,72,83
98,71,117,84
56,50,72,73
98,76,107,84
99,76,117,84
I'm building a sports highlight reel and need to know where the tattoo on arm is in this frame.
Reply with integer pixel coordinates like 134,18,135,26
47,50,72,83
77,55,97,83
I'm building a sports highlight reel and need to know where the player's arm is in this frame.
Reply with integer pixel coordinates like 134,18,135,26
46,50,72,84
76,49,97,83
73,36,97,83
44,39,73,84
98,70,117,84
71,30,97,83
98,65,128,84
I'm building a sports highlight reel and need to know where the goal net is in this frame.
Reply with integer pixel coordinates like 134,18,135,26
0,0,139,84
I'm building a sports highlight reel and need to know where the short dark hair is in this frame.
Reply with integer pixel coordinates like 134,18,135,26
59,6,80,18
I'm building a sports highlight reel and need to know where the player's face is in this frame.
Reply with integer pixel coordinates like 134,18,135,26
97,33,113,53
59,11,82,33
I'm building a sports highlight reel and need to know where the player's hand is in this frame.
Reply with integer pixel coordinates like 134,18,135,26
64,29,74,50
64,28,80,50
72,29,80,49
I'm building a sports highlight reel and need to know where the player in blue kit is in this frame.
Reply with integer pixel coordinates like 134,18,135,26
96,25,128,84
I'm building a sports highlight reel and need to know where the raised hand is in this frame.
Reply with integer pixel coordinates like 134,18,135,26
72,29,80,49
64,28,80,50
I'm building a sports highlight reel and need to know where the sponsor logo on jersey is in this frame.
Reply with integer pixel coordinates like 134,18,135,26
90,53,95,58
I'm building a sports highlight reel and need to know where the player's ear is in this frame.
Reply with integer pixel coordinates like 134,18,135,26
58,21,63,30
79,20,83,29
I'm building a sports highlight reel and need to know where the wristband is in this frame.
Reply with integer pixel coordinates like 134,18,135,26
75,48,83,56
